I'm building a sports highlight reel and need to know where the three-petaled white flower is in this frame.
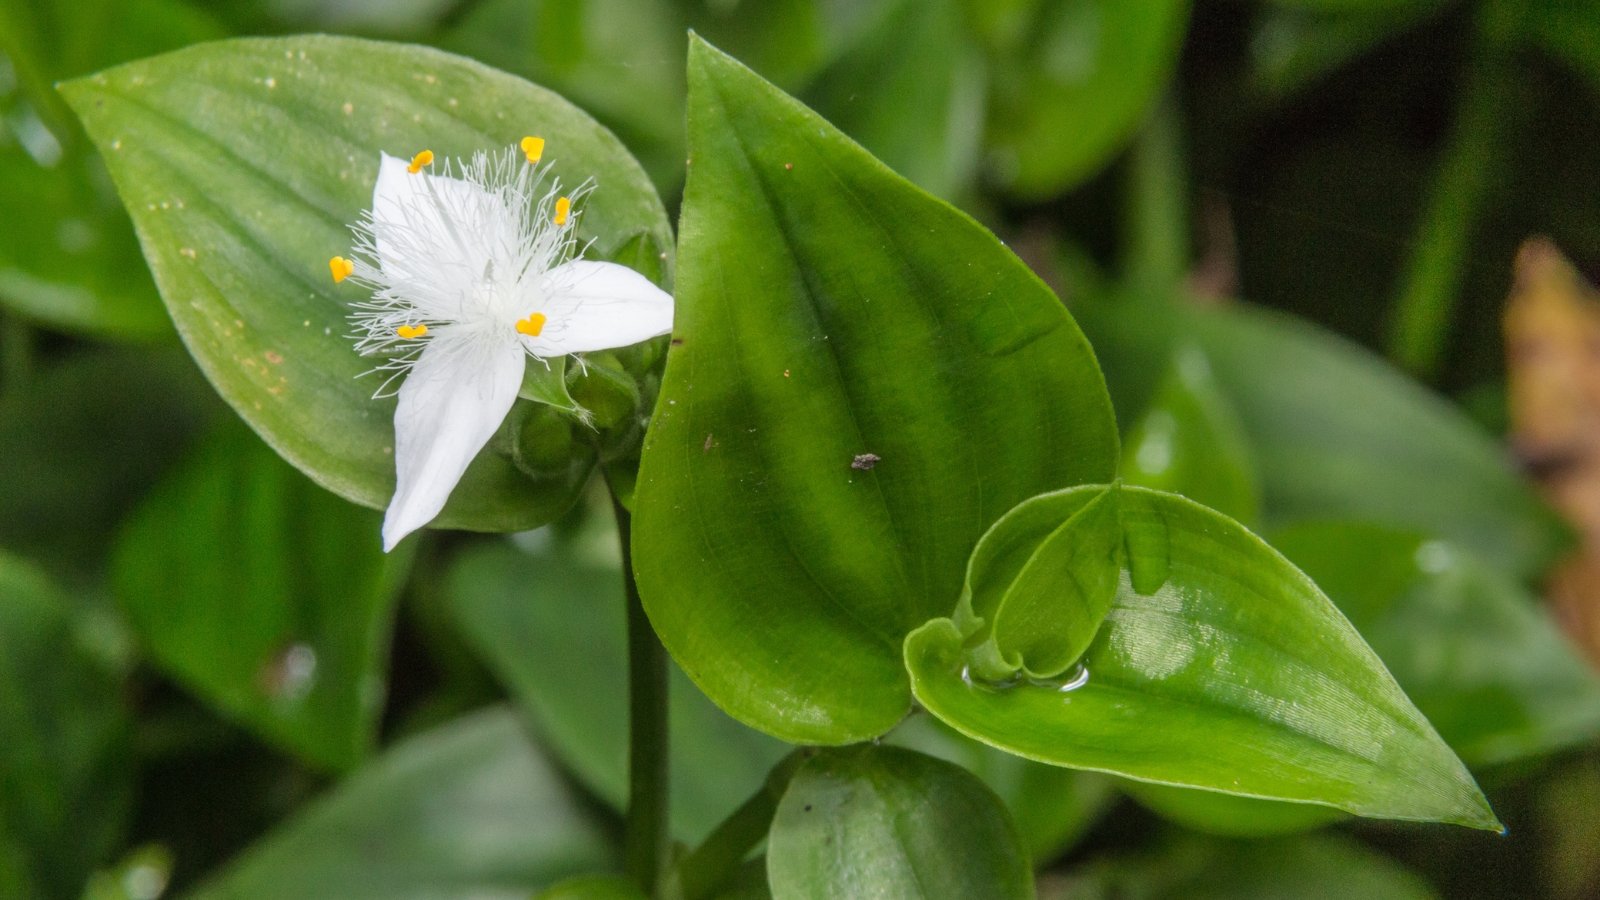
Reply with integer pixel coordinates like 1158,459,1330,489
332,139,673,552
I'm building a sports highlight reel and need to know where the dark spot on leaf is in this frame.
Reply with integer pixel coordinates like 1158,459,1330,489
850,453,880,471
804,804,813,812
671,338,684,346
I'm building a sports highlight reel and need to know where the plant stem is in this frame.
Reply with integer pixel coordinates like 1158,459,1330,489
1385,7,1517,378
611,495,670,893
672,751,806,900
1122,94,1189,302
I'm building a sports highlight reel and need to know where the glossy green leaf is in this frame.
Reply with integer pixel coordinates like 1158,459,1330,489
767,746,1033,900
889,713,1113,863
0,346,219,579
976,484,1122,681
983,0,1189,198
62,35,672,532
446,526,790,844
189,707,613,899
1118,519,1600,835
113,423,411,770
1273,521,1600,767
0,552,132,900
633,37,1119,744
1120,345,1260,525
906,485,1498,829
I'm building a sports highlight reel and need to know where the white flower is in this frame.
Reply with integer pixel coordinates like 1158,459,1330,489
332,140,673,552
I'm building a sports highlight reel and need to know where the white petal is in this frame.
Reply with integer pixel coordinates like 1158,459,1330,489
371,153,508,281
382,331,525,552
523,260,674,356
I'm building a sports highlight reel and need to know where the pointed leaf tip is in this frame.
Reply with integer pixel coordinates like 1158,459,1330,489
635,35,1117,743
908,485,1499,831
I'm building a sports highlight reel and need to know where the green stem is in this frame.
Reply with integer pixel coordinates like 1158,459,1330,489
1122,94,1189,302
672,751,806,900
611,493,670,893
1385,9,1517,378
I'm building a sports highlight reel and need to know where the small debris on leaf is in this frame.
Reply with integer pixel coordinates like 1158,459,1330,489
851,453,881,471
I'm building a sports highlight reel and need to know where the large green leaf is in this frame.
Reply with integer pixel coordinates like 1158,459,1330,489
905,485,1497,829
0,553,132,900
766,746,1033,900
61,35,672,533
983,0,1190,199
445,526,790,844
189,707,613,899
633,37,1118,745
1120,518,1600,836
113,423,410,770
1273,521,1600,767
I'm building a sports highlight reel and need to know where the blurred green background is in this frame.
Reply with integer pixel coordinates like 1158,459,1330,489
4,0,1600,898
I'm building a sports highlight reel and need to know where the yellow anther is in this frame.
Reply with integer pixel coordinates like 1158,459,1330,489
396,324,429,339
554,196,571,227
407,149,434,174
515,312,548,337
329,256,354,283
520,136,545,164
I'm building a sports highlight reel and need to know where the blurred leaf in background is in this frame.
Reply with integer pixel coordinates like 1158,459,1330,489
0,553,133,900
0,346,221,582
114,423,412,772
188,707,615,899
1277,521,1600,768
0,0,225,340
445,508,790,844
1080,299,1570,581
1051,832,1438,900
443,0,987,199
982,0,1190,199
